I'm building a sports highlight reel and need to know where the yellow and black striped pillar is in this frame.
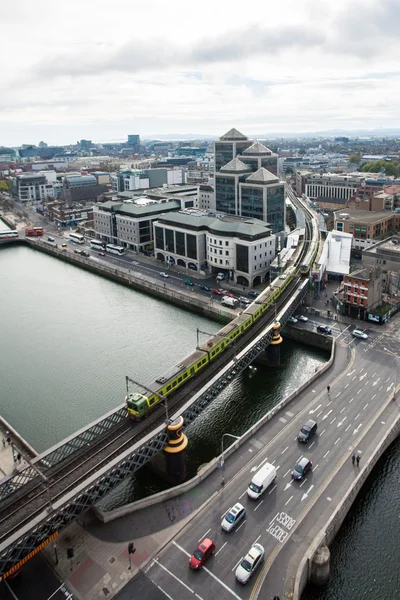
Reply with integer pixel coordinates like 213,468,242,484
163,416,188,482
267,321,283,367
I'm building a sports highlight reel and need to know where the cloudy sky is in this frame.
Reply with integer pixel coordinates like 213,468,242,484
1,0,399,145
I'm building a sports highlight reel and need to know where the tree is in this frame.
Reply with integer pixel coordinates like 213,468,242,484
349,154,360,164
0,180,11,192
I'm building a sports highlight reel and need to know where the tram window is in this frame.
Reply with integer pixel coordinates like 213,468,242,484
166,385,172,392
202,358,207,364
197,362,202,368
221,342,225,349
149,398,155,405
190,367,195,375
177,377,182,383
172,381,177,387
183,372,188,379
211,350,215,356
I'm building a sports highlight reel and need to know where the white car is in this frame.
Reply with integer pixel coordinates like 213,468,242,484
239,296,251,305
294,314,308,322
352,329,368,340
221,502,246,532
288,316,298,324
235,543,265,584
159,272,169,278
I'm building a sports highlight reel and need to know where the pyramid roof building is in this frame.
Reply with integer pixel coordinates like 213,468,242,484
219,128,248,141
219,157,252,174
245,167,279,184
243,141,275,156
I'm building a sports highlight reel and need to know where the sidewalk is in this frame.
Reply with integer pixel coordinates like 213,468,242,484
0,426,30,478
42,344,350,600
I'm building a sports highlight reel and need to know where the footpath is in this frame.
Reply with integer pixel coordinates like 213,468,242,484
39,342,350,600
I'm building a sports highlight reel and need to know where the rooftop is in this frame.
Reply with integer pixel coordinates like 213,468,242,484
336,210,392,224
244,167,279,184
97,200,180,217
219,157,251,174
219,128,248,141
242,142,274,156
347,268,373,281
364,236,400,256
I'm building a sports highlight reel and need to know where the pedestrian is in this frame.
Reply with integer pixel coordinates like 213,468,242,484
17,453,21,463
352,453,355,465
6,436,11,446
327,385,330,394
356,455,360,467
2,438,5,448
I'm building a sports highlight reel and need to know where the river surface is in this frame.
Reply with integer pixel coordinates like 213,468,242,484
0,245,399,600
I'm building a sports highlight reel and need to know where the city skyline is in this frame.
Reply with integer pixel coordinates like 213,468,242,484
1,0,399,146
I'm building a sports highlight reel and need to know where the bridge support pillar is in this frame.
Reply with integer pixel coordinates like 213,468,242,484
310,545,330,586
163,416,188,483
266,322,283,367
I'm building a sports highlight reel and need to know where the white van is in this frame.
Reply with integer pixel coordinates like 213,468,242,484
247,462,277,499
221,296,239,308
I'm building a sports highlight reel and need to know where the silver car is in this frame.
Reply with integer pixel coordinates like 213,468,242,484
235,543,265,583
352,329,368,340
221,502,246,532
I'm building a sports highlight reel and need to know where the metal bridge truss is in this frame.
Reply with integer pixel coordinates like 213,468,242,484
0,284,308,575
0,406,128,504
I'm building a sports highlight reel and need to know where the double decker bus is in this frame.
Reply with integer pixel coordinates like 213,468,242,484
105,244,125,256
90,239,106,251
25,226,44,237
69,232,84,244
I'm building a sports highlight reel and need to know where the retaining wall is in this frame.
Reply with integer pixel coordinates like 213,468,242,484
293,409,400,599
94,341,336,522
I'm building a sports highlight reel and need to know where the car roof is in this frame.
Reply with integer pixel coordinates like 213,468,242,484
247,545,263,560
298,457,310,467
304,419,316,429
199,538,213,550
230,502,244,514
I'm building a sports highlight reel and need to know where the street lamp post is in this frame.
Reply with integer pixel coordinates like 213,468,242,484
384,348,398,400
220,433,240,486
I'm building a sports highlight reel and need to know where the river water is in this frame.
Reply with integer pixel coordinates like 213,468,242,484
0,245,398,599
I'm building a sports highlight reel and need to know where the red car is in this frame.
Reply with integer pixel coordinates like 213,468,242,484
224,292,237,299
189,538,216,569
212,288,224,296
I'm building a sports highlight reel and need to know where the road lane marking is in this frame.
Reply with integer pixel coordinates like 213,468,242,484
334,437,340,445
198,529,211,542
301,484,314,501
254,500,264,512
320,429,326,436
285,495,293,506
337,417,347,427
283,469,290,477
363,403,369,410
317,410,323,417
357,389,362,394
269,513,279,525
268,484,277,495
281,446,289,454
286,411,294,417
203,565,244,600
335,392,341,398
299,478,307,488
252,535,261,545
372,394,376,400
340,406,346,413
195,595,204,600
313,463,319,471
309,404,321,415
215,542,227,556
327,401,332,407
258,456,269,467
239,490,247,500
279,417,287,423
345,424,351,431
355,413,360,420
172,541,191,557
330,417,336,424
156,583,174,600
349,397,354,403
284,482,292,491
323,450,330,458
322,410,333,421
232,557,242,572
308,441,315,449
345,383,349,389
353,423,362,434
154,559,194,593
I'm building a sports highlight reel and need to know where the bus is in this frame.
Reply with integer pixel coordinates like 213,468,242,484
25,227,44,237
0,230,18,239
106,244,125,256
90,239,106,251
69,232,84,244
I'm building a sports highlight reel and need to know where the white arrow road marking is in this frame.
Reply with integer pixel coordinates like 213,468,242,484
372,378,381,386
337,417,347,427
284,482,292,491
353,423,362,435
347,369,356,376
301,484,314,501
387,384,394,391
250,466,258,472
322,410,333,421
359,373,367,381
309,404,321,414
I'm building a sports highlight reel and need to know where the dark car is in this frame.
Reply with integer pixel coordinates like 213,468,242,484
248,291,258,298
199,285,212,292
184,278,194,286
189,538,215,569
317,325,332,335
292,457,312,480
298,419,317,443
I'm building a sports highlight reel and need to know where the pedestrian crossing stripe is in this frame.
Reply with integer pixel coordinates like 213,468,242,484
0,532,58,579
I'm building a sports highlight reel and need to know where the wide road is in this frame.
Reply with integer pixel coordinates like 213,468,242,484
130,327,398,600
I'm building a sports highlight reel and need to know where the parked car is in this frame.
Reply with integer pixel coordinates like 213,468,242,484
199,285,211,292
292,457,312,480
317,325,332,335
224,292,236,298
184,278,194,286
297,419,317,443
160,272,169,278
235,543,264,584
212,288,225,296
295,314,308,322
352,329,368,340
189,538,215,569
288,316,298,324
221,502,246,532
98,252,105,256
239,296,251,305
248,291,258,298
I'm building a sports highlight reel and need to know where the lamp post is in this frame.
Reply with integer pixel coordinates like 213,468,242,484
384,348,398,400
220,433,240,486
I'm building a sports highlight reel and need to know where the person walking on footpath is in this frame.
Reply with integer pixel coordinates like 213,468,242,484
327,385,331,395
2,438,5,449
356,455,360,467
352,453,356,465
6,436,11,446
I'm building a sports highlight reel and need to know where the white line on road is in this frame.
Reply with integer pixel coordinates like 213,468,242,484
198,529,211,543
334,437,340,445
156,583,174,600
352,376,357,380
323,450,330,458
320,429,326,436
340,406,346,413
317,410,323,417
363,403,369,410
379,386,383,391
172,541,191,557
254,500,264,512
372,394,376,400
345,383,349,389
313,463,319,471
154,559,194,593
335,392,341,398
275,465,281,471
268,484,277,495
203,565,243,600
349,397,354,403
281,446,289,454
195,594,205,600
236,520,246,532
283,469,291,477
252,535,261,546
258,456,269,467
327,401,332,407
269,513,279,525
355,413,361,420
345,424,351,432
357,389,362,395
232,558,242,572
308,441,315,449
215,542,227,556
299,478,308,488
330,417,336,424
285,495,293,506
239,490,247,500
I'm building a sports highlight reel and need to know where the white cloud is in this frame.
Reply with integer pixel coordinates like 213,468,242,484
1,0,399,144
